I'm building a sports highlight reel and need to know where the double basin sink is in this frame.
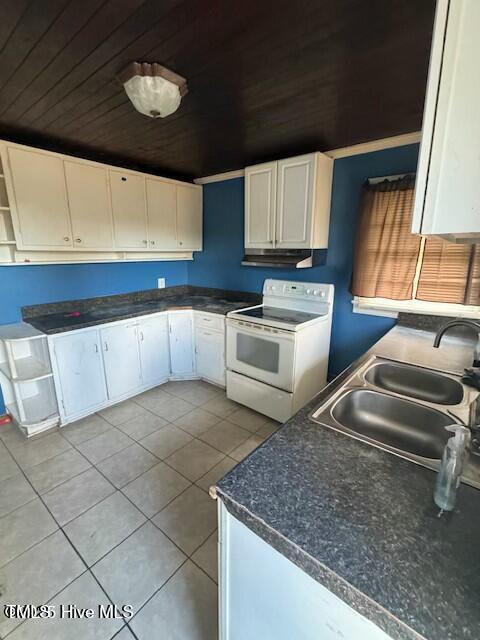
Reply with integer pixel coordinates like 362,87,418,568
311,357,480,488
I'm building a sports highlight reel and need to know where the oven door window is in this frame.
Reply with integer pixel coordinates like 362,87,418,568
236,333,280,373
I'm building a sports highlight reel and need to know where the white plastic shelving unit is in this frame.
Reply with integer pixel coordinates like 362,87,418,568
0,323,59,437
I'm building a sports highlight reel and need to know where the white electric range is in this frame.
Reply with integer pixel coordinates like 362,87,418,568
226,279,334,422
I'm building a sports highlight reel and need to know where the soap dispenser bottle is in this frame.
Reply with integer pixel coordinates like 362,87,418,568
434,425,471,513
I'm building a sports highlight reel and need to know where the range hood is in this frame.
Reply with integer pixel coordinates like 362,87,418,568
241,249,325,269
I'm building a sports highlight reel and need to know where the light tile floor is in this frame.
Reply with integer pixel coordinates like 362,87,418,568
0,381,279,640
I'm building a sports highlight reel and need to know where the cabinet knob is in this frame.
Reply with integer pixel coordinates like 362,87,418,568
179,241,183,245
75,238,82,243
143,239,148,245
150,240,155,245
63,237,70,242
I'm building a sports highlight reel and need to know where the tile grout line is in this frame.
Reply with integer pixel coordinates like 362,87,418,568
1,384,271,636
1,448,137,640
0,456,116,637
67,422,222,565
63,439,219,624
0,397,269,533
0,395,269,529
69,441,196,557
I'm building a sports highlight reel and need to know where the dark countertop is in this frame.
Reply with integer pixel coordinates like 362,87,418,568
216,323,480,640
22,285,261,334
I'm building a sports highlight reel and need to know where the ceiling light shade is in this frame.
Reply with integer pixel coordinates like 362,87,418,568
119,62,188,119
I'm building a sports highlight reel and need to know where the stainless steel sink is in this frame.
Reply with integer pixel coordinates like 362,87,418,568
310,355,480,488
365,361,464,405
331,389,452,459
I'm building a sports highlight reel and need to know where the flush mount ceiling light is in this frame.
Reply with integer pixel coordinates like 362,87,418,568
119,62,188,118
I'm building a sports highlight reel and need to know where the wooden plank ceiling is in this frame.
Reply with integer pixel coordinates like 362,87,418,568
0,0,436,181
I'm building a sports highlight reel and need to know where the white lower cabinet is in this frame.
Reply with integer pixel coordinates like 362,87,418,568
50,329,107,419
138,314,170,386
50,310,225,424
219,501,391,640
195,327,225,386
169,311,195,378
101,322,142,400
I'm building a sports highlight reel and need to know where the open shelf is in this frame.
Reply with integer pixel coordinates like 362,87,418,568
0,323,59,437
0,330,52,381
0,323,45,340
0,177,8,208
8,399,59,436
0,171,14,246
0,356,53,382
0,209,14,243
6,376,59,437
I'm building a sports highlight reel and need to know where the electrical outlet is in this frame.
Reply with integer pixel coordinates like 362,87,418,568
157,278,165,288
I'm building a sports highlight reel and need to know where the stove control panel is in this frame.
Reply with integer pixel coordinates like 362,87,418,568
263,279,333,303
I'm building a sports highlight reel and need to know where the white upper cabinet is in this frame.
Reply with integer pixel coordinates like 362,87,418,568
177,184,203,250
276,154,315,249
8,147,72,249
245,162,277,248
412,0,480,239
245,152,333,250
1,140,202,260
146,178,177,250
110,171,148,249
64,161,113,249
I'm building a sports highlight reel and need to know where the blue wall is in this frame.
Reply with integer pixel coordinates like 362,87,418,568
1,260,188,324
189,144,420,379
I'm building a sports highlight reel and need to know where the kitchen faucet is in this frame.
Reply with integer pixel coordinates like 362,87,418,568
433,319,480,367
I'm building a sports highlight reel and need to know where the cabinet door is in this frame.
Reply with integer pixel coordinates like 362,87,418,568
52,330,107,419
176,185,202,250
413,0,480,236
110,171,148,248
219,503,392,640
65,161,113,249
195,328,225,386
275,154,315,249
8,147,72,249
138,314,170,386
245,161,277,249
101,323,142,400
146,178,177,250
168,312,195,377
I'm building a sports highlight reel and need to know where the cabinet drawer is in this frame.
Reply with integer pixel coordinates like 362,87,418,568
195,313,225,332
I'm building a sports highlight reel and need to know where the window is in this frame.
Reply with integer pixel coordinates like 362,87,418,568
351,175,480,318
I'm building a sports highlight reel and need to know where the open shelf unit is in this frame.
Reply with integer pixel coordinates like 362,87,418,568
0,323,59,437
0,154,15,248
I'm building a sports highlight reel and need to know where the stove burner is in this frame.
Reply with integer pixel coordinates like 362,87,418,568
233,305,324,326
